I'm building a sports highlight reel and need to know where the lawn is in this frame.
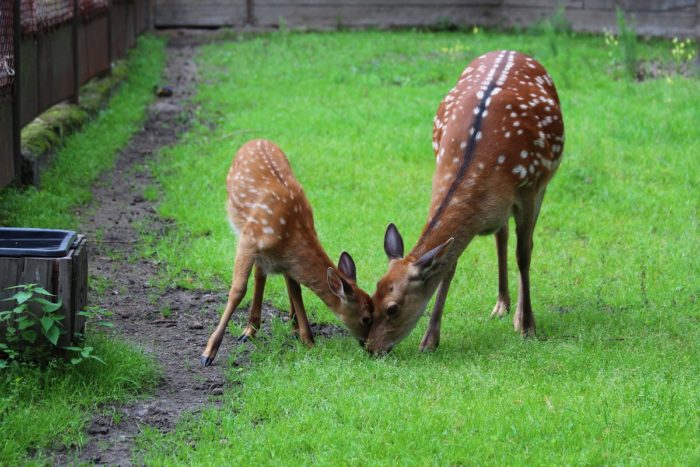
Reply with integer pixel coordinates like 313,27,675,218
136,29,700,464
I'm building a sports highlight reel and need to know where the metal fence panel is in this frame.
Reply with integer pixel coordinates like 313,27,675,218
0,0,14,90
21,0,74,34
79,0,108,20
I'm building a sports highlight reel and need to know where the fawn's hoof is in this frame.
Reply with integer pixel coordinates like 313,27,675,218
200,355,214,367
237,334,250,343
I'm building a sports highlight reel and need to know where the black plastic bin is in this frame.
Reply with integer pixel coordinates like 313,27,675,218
0,228,77,258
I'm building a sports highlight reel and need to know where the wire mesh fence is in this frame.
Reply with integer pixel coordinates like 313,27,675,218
0,0,13,91
79,0,108,21
20,0,74,34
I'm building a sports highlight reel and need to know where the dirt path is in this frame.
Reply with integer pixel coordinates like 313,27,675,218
53,32,233,466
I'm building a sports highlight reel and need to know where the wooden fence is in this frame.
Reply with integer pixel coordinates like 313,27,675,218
0,0,152,189
154,0,700,38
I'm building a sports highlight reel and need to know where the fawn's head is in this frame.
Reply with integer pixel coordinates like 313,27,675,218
326,252,374,343
366,224,453,354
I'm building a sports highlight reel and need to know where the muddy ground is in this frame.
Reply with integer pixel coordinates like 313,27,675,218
52,31,345,465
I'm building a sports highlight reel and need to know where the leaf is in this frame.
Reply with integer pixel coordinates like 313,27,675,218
45,326,61,346
89,355,106,365
14,291,32,305
21,330,37,344
40,316,55,333
32,287,53,296
0,360,7,369
18,318,35,330
96,322,114,327
70,357,82,365
62,346,83,352
34,298,62,313
12,304,27,313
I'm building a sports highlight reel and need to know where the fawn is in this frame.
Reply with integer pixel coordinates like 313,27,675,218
201,139,373,366
367,51,564,353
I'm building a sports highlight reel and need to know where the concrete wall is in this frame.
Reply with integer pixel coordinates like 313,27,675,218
155,0,700,38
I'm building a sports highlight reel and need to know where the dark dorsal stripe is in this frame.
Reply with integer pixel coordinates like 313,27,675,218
422,57,508,240
263,146,287,185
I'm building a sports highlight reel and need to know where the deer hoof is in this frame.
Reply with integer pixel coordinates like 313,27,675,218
419,333,439,352
237,334,250,343
200,355,214,367
490,299,510,319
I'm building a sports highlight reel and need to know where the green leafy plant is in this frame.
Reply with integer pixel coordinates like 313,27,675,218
1,285,112,368
1,284,64,368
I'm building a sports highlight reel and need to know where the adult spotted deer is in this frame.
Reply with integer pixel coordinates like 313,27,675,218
367,51,564,354
201,139,373,366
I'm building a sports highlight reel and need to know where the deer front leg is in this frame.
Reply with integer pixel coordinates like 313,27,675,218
285,276,315,347
490,224,511,319
419,262,457,352
238,264,266,342
513,203,536,337
201,242,255,367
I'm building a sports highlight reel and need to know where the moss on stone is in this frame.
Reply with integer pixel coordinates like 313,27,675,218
21,54,133,163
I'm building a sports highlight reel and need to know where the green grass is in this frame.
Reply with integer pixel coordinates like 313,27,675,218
0,35,166,463
0,335,160,464
139,29,700,464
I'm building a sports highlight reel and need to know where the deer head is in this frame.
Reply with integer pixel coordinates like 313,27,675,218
327,251,374,342
366,224,454,353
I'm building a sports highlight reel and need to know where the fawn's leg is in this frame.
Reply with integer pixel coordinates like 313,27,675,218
285,276,315,347
201,242,255,366
238,264,266,342
285,276,299,336
491,223,511,318
419,261,457,352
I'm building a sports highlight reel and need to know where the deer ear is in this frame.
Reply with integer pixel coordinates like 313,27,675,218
327,267,354,300
414,237,454,277
384,223,404,260
337,252,357,281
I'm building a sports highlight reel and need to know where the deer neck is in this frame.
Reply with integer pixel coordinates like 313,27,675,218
410,201,480,262
288,237,341,310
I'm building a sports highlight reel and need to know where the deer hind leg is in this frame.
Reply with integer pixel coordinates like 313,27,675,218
513,190,546,338
284,275,315,347
238,264,266,342
419,262,457,352
201,241,255,367
285,277,299,337
490,223,511,319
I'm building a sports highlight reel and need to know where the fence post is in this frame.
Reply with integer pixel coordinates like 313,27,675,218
246,0,254,25
72,0,79,104
107,1,113,65
12,0,21,183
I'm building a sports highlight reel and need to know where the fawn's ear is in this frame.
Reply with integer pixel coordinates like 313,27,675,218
327,267,354,301
337,252,357,281
413,237,454,279
384,223,404,260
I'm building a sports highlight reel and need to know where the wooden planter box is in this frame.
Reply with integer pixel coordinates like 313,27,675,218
0,230,88,347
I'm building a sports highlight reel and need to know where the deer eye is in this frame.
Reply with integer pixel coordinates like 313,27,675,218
386,304,399,317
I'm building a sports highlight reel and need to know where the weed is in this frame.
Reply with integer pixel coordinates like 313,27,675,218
616,7,638,79
160,306,172,319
